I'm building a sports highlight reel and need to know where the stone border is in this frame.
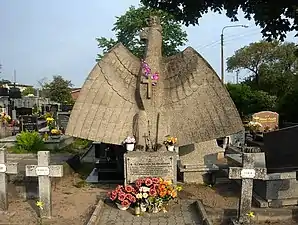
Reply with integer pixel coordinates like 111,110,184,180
195,200,214,225
85,199,104,225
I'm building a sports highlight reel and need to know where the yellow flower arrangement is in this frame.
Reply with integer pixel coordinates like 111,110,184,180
50,129,61,135
164,135,177,146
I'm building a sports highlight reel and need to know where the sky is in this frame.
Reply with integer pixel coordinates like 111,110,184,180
0,0,297,87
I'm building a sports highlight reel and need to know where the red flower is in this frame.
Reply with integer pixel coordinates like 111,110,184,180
149,187,157,196
152,177,160,184
145,178,153,186
118,193,126,202
124,185,133,193
121,199,130,207
131,196,136,203
110,193,117,201
136,179,143,188
125,193,133,201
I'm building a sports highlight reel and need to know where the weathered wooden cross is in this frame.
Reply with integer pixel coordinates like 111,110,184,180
229,153,267,225
0,148,18,210
142,75,154,99
25,151,63,218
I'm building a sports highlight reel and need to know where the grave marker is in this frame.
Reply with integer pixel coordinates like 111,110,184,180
229,153,267,225
20,115,38,132
0,149,18,210
25,151,63,218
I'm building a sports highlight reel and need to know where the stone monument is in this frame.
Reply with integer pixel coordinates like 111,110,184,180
66,16,243,183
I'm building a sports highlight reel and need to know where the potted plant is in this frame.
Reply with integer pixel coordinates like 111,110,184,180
123,136,136,151
163,136,177,151
50,128,61,139
108,185,136,210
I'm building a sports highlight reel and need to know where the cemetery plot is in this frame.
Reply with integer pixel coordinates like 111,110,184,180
20,115,39,132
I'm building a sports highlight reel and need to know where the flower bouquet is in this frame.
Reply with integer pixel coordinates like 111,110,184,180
163,135,177,151
123,136,136,151
135,177,182,213
108,185,137,210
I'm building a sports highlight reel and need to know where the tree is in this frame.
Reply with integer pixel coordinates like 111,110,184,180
226,83,277,117
141,0,298,41
22,86,35,96
96,4,187,61
43,75,73,103
226,41,298,97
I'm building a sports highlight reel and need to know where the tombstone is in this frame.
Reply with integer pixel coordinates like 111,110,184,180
20,115,38,132
25,151,63,218
0,149,18,210
17,107,33,116
178,140,221,183
57,112,70,130
252,111,279,132
229,153,266,224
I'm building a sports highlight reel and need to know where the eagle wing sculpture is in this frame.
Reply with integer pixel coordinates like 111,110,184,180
66,43,140,144
162,47,243,146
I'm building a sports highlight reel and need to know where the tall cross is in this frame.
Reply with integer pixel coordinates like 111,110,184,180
141,76,154,99
26,151,63,218
0,148,18,210
229,153,267,225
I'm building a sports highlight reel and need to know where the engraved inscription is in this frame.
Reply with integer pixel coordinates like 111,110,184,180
130,161,172,176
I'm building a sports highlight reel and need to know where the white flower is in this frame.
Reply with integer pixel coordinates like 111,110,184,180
142,193,148,198
136,193,142,199
123,136,136,144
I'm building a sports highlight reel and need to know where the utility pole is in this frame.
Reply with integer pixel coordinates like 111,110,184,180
221,25,248,84
236,71,239,84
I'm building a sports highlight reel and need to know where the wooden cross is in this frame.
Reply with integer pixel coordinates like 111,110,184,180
229,153,267,225
141,76,154,99
25,151,63,218
0,148,18,210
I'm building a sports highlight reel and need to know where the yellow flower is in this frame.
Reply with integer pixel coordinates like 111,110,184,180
46,117,54,122
36,201,44,210
136,193,142,199
176,185,182,191
247,211,255,218
165,180,172,185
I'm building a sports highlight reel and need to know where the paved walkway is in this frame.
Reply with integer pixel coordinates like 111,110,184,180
97,200,201,225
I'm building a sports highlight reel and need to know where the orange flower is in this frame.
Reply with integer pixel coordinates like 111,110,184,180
159,190,167,198
159,185,166,191
171,190,177,198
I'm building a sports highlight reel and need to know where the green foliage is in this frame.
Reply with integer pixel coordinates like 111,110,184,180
43,75,73,103
226,83,277,117
96,4,187,60
22,87,35,96
72,138,92,150
16,131,44,153
141,0,298,41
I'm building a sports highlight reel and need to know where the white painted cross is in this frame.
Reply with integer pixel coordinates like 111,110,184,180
25,151,63,218
0,148,18,210
229,153,267,225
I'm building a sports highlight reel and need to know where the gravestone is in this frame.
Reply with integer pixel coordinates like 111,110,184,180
20,115,38,132
252,111,279,132
229,153,267,225
57,112,70,130
25,151,63,218
0,149,18,210
263,125,298,173
124,151,177,184
178,140,221,183
17,107,33,116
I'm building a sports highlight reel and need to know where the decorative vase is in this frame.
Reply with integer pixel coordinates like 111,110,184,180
126,143,135,151
140,203,147,212
116,203,129,210
167,145,174,152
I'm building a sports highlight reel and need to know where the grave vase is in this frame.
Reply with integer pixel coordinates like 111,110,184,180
126,143,135,151
140,202,147,212
116,203,129,210
167,145,174,152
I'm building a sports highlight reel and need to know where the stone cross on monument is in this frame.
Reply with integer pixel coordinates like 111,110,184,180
25,151,63,218
141,74,155,99
0,148,18,210
229,153,267,225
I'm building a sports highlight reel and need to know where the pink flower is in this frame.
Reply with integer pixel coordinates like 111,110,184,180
116,185,123,191
136,179,143,188
124,185,133,193
118,193,126,202
152,177,160,184
149,187,157,196
125,193,133,201
152,73,159,80
110,193,117,201
145,178,153,186
131,196,136,203
121,199,130,207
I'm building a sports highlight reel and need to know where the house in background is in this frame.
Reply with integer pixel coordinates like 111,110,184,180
71,88,81,101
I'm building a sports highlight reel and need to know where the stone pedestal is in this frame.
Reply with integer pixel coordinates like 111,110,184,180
178,140,222,184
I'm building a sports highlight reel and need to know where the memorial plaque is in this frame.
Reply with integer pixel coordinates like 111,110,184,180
252,111,279,131
124,151,177,184
35,167,50,176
